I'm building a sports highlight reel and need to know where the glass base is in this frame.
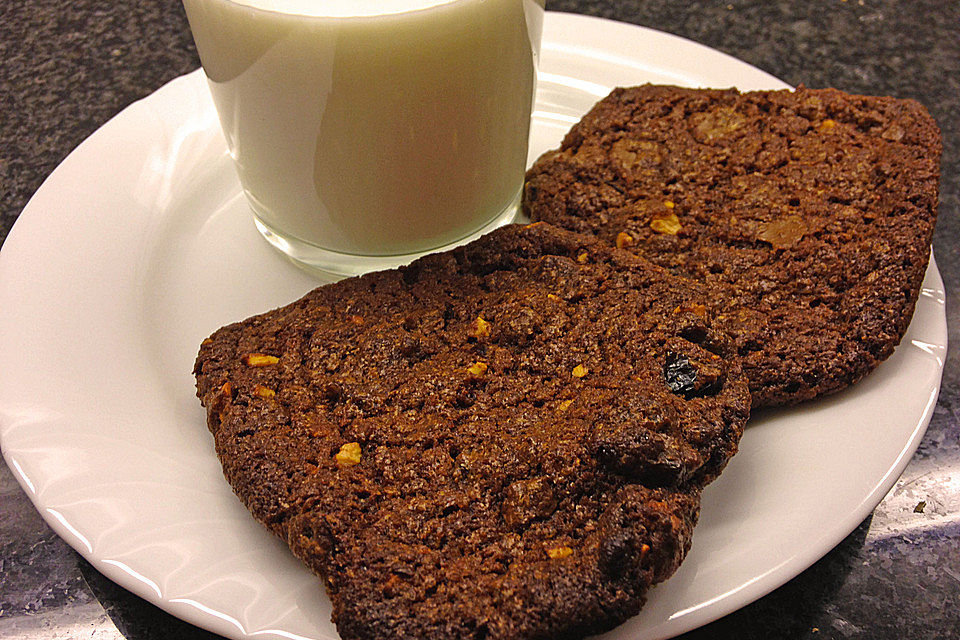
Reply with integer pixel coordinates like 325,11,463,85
253,190,523,278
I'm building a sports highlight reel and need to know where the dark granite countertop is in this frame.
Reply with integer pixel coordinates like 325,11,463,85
1,1,957,639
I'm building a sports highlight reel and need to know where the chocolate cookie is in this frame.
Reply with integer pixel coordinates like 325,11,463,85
523,85,941,407
195,222,750,640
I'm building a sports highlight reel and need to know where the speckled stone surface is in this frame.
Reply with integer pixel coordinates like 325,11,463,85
1,1,957,639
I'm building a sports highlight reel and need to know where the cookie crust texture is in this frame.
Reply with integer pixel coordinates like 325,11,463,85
523,85,941,407
195,223,750,640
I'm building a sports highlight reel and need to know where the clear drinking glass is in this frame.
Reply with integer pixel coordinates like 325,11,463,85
182,0,544,276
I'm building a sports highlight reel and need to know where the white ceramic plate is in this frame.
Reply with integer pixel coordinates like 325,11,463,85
0,12,946,640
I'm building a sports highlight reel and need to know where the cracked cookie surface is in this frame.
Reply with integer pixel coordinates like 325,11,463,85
524,85,941,407
195,223,750,640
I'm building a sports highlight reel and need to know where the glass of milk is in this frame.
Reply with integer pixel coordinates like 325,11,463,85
182,0,544,276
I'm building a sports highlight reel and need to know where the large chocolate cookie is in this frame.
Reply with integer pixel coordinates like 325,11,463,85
195,223,750,640
523,85,941,407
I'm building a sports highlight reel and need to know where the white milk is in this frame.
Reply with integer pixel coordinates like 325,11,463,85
183,0,543,258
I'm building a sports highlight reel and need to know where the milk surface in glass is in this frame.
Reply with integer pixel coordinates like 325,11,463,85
182,0,542,264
